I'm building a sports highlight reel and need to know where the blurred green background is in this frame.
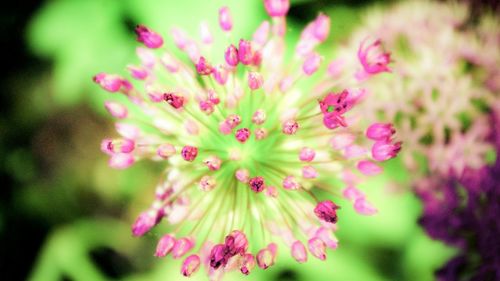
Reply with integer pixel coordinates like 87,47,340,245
2,0,490,280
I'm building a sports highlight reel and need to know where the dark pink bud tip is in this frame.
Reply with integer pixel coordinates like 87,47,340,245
196,56,213,75
249,176,265,192
181,145,198,162
314,200,339,223
135,24,164,49
163,93,185,109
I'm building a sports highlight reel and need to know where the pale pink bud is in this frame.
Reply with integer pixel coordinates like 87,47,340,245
199,175,216,191
313,13,330,42
225,230,249,255
236,169,249,183
196,56,213,75
249,176,265,192
283,175,300,190
155,234,176,257
299,147,315,162
213,65,229,85
314,200,339,223
104,101,128,119
357,160,383,176
106,139,135,153
116,123,140,139
181,255,201,277
252,51,262,66
185,120,199,135
181,145,198,162
219,121,232,135
225,44,239,67
291,241,307,263
371,140,402,162
238,39,253,65
235,128,251,143
302,166,318,179
366,123,395,141
308,237,326,260
199,100,215,115
135,24,163,49
148,91,164,102
109,153,135,169
204,156,222,171
315,227,338,249
132,211,157,236
344,145,367,159
265,185,278,197
327,58,345,77
226,114,242,128
330,133,356,150
172,237,195,259
93,73,124,92
254,128,268,140
343,186,364,202
282,120,299,135
240,253,256,275
160,53,179,72
219,6,233,32
354,198,377,215
157,143,176,159
199,21,213,44
302,52,321,75
253,21,270,46
127,65,148,80
256,248,274,269
264,0,290,17
252,109,266,125
136,47,156,68
248,71,263,90
171,28,189,50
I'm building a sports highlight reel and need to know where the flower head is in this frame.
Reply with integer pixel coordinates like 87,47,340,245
93,2,399,278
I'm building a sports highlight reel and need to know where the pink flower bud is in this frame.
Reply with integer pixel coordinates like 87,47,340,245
226,114,242,128
164,93,185,109
171,28,188,50
253,21,270,46
132,211,157,236
181,255,201,277
199,100,215,115
181,145,198,162
323,112,347,130
196,56,213,75
302,166,318,179
327,58,345,77
160,53,179,72
248,71,264,91
127,65,148,80
313,13,330,42
157,143,176,159
252,109,267,125
282,120,299,135
225,44,239,67
155,234,176,257
209,244,228,269
308,237,326,260
264,0,290,17
256,248,274,269
236,169,249,183
219,6,233,32
371,140,402,162
265,185,278,197
235,128,251,143
314,200,339,223
302,52,321,75
248,72,264,90
116,123,140,139
104,101,128,119
252,51,262,66
354,198,377,215
101,139,114,155
254,128,268,140
199,175,216,191
136,47,156,68
109,153,135,169
204,156,222,171
135,24,163,49
299,147,316,162
366,123,395,141
240,253,255,275
219,121,232,135
283,175,300,190
358,38,391,75
185,119,199,135
357,160,382,176
106,139,135,153
93,73,124,92
238,39,253,65
225,230,249,255
172,237,195,259
199,21,213,44
315,227,338,249
249,176,265,192
213,65,229,85
330,133,356,150
291,240,307,263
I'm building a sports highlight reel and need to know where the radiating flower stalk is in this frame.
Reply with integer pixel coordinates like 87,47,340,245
94,0,400,278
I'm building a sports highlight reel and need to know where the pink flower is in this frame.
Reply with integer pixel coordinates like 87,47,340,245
155,234,176,257
225,44,239,67
249,176,265,192
196,56,213,75
291,241,308,263
308,237,327,260
135,24,164,49
235,128,251,143
163,93,185,109
314,200,339,223
238,39,253,65
358,38,391,75
282,120,299,135
299,147,316,162
371,140,402,162
366,123,395,141
104,101,128,119
264,0,290,17
248,71,264,90
357,160,383,176
181,145,198,162
218,6,233,32
303,52,322,75
181,255,201,277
